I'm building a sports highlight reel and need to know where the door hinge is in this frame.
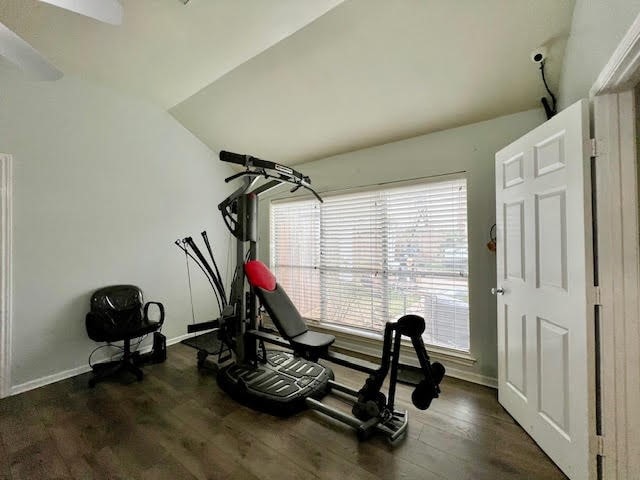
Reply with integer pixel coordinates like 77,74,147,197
593,286,602,305
590,138,598,158
596,435,605,457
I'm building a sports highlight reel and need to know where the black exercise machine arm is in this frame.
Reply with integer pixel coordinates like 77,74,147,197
353,315,443,413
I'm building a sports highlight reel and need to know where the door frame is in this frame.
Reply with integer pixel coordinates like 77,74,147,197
590,12,640,479
0,153,13,399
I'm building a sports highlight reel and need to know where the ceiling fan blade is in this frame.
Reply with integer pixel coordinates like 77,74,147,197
38,0,123,26
0,22,62,80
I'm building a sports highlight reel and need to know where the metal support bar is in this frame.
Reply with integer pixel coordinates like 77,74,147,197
305,397,366,430
251,179,284,196
187,319,221,333
324,351,379,375
328,380,359,397
387,330,403,410
376,411,409,441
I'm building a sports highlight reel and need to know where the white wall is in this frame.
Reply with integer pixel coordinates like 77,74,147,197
559,0,640,108
258,109,546,384
0,72,234,389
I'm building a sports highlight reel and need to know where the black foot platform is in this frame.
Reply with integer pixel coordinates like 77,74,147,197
217,351,333,416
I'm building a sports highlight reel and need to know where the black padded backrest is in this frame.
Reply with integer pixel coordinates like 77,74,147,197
87,285,144,337
91,284,143,312
256,283,308,339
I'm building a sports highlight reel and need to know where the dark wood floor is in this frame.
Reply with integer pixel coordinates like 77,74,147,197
0,344,566,480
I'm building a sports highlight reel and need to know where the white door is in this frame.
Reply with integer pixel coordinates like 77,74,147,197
495,100,595,479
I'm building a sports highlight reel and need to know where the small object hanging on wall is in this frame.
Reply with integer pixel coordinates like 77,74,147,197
487,224,496,252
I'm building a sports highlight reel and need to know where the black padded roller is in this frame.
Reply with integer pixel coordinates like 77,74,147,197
412,380,436,410
431,362,446,385
396,314,426,337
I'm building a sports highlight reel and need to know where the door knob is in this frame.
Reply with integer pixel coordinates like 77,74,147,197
491,287,505,295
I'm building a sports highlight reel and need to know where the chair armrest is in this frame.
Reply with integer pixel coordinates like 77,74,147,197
144,301,165,326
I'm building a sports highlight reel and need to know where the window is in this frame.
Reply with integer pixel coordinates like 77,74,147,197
270,177,469,352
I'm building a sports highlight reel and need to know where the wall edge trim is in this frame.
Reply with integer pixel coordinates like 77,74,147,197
9,332,192,397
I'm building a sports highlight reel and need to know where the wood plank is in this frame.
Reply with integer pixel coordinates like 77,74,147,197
0,438,12,480
0,344,567,480
222,407,381,480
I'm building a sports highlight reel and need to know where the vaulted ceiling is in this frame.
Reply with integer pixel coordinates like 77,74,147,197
0,0,344,107
1,0,575,165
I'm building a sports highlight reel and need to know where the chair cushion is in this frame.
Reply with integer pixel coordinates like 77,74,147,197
256,284,308,339
290,331,335,350
86,311,161,342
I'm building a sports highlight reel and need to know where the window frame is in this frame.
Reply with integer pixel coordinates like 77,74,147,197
269,172,471,353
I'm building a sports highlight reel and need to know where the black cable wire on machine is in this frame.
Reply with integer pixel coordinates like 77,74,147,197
184,236,228,307
184,245,197,327
201,231,227,301
176,239,222,311
229,249,252,292
174,240,223,313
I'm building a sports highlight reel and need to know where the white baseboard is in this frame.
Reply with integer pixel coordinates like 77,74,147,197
6,330,497,397
345,343,497,389
9,332,193,397
166,332,193,345
10,363,94,396
440,363,498,389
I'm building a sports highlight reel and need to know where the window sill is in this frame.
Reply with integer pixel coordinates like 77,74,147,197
290,318,475,368
260,315,494,386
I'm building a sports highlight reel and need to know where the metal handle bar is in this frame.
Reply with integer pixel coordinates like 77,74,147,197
223,167,323,203
220,150,311,184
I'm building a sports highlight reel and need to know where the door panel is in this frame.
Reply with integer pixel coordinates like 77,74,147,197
495,100,594,479
534,132,566,176
504,200,525,281
535,189,567,291
505,306,527,398
537,315,570,435
503,153,525,187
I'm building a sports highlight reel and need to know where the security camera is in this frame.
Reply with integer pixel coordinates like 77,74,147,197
530,47,548,64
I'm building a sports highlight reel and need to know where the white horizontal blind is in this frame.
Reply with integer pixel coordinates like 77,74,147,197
270,199,321,318
270,178,469,352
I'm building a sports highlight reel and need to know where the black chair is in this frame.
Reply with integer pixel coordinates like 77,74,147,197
86,285,165,387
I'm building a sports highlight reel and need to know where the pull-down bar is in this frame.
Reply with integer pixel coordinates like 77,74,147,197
219,150,323,203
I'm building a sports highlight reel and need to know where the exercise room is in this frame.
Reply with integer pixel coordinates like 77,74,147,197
1,1,639,479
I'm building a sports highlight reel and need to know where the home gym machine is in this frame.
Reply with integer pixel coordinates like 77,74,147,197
177,150,445,441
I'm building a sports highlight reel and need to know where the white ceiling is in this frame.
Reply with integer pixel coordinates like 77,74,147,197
0,0,344,108
0,0,576,166
171,0,575,165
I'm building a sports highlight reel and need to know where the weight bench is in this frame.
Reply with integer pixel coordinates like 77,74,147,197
244,260,445,440
244,260,335,360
